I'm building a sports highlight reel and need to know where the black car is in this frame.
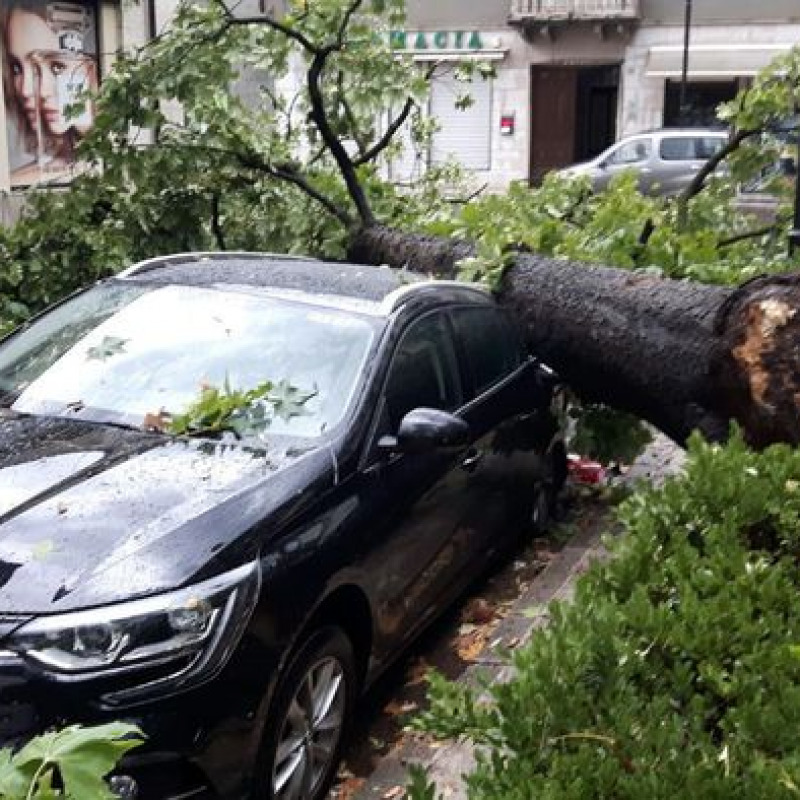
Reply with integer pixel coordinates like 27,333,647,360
0,253,566,800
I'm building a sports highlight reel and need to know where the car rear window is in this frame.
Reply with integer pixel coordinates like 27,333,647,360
660,136,725,161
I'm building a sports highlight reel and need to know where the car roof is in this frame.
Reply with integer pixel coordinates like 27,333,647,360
114,252,492,317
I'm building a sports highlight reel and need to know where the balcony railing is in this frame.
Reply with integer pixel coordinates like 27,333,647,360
510,0,640,22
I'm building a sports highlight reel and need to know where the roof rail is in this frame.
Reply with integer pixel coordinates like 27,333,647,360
380,279,491,314
116,251,313,279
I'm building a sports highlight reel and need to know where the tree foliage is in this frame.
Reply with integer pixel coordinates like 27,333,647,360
0,0,799,461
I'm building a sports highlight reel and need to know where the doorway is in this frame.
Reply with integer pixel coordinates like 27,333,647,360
530,64,620,184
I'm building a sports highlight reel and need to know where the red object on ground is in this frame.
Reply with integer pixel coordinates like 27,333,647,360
567,454,606,485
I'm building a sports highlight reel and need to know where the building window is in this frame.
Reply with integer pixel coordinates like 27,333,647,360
663,79,738,128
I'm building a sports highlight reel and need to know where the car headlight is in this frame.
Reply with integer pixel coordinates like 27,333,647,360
7,562,260,704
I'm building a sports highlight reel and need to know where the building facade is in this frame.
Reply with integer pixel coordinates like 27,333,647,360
403,0,800,190
0,0,797,221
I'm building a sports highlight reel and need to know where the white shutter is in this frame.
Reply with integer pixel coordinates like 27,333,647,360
388,108,428,184
430,74,492,171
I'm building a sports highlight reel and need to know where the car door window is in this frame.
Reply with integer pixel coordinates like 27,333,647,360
695,136,725,159
605,138,652,166
451,307,523,401
384,312,460,433
660,136,699,161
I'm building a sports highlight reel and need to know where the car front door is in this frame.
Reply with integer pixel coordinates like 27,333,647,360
357,309,480,655
448,306,553,553
595,136,654,192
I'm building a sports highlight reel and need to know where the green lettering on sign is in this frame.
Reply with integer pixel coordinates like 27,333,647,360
468,31,483,49
389,30,407,49
415,32,428,49
433,31,448,48
454,31,465,48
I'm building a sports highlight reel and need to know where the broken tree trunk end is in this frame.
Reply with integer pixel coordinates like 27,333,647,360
349,226,800,449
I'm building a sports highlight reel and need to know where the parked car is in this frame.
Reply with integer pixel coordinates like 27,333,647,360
0,253,566,800
559,128,729,196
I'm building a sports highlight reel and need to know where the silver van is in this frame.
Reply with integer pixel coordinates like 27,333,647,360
559,129,728,196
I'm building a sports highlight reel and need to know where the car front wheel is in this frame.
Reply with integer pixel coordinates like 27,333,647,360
255,626,356,800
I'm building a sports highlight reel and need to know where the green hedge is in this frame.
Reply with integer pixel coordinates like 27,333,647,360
413,430,800,799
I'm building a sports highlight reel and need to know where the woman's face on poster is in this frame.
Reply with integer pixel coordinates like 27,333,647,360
7,8,91,136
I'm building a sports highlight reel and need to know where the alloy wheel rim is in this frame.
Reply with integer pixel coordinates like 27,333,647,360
272,655,346,800
531,485,548,529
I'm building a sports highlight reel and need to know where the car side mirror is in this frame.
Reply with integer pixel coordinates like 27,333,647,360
378,408,470,455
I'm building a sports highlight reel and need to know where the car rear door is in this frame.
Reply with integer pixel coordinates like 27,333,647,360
655,134,725,195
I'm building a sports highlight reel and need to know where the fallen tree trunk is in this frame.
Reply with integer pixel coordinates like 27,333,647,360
349,226,800,449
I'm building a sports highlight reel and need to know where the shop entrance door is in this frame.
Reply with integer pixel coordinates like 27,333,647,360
530,64,620,184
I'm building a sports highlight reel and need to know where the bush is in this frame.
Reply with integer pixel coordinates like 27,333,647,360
412,430,800,799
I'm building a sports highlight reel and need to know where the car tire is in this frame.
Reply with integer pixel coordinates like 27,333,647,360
528,482,551,536
526,443,567,537
253,626,357,800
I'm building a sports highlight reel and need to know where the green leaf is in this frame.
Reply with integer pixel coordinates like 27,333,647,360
12,723,143,800
85,336,129,362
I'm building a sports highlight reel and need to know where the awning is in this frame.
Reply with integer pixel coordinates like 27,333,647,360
646,44,795,78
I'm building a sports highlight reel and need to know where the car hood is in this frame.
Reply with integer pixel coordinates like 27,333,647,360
558,160,597,177
0,411,333,614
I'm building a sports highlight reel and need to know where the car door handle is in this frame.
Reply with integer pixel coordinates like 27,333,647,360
461,449,484,472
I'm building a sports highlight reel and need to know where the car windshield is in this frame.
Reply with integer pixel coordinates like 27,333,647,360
0,282,375,439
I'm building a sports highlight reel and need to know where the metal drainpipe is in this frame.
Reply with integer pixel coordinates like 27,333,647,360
146,0,160,143
790,116,800,258
146,0,157,40
679,0,693,125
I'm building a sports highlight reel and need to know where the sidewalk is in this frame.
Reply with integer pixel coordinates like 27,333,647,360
351,434,684,800
352,518,609,800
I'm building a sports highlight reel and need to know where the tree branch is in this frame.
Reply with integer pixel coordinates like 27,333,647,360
354,96,415,167
237,152,354,227
217,0,320,54
354,63,436,167
140,140,353,227
717,224,779,249
447,183,489,204
677,128,762,212
334,0,363,48
306,46,375,226
337,71,369,157
218,0,373,227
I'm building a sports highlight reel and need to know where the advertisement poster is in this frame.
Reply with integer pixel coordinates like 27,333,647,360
2,1,98,187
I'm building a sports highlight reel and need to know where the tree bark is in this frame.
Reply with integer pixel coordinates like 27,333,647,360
349,226,800,449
